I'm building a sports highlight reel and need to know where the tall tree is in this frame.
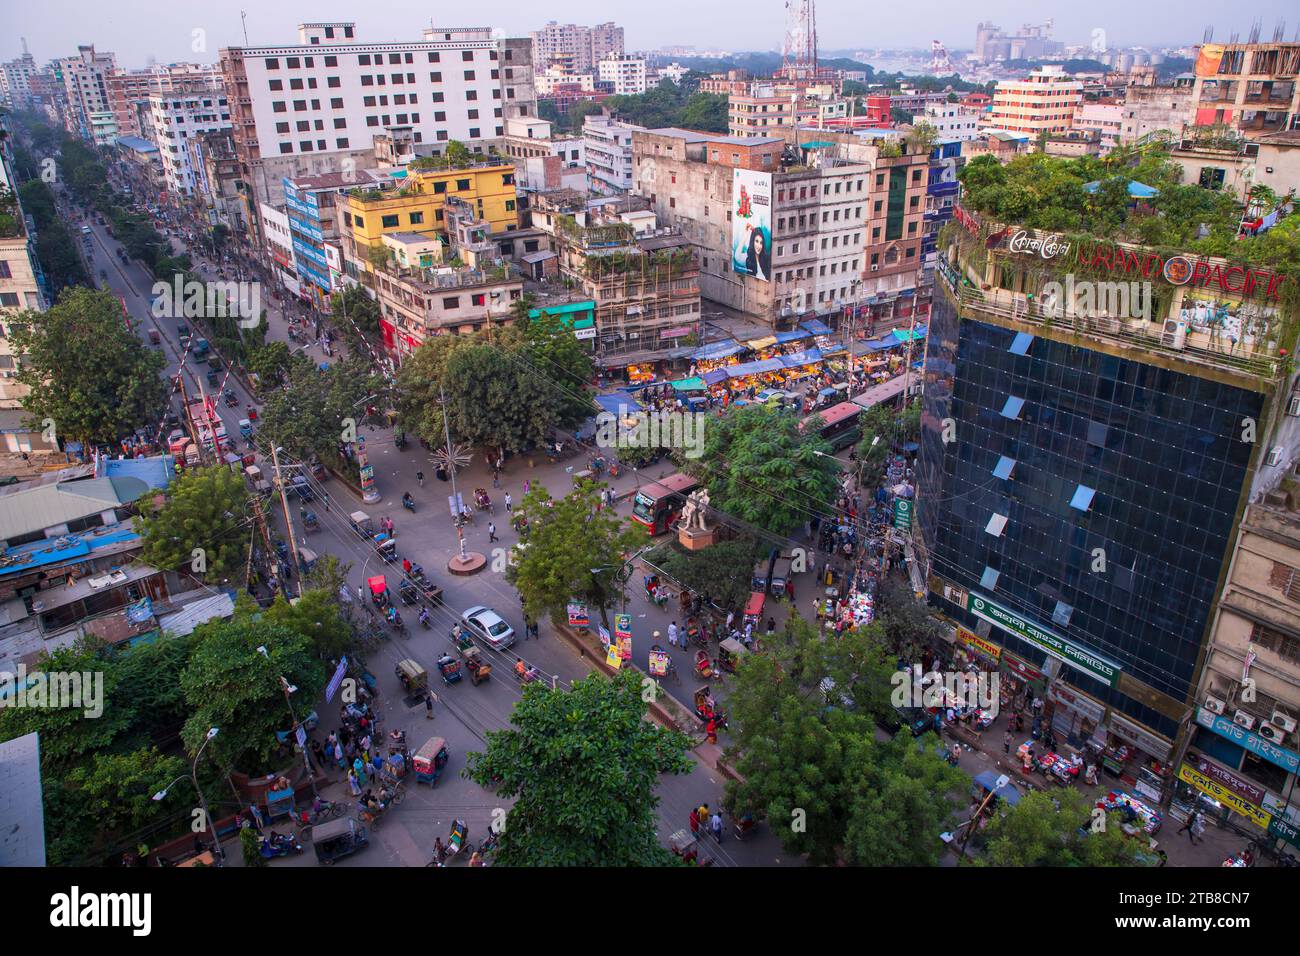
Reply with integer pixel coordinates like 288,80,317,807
443,343,563,455
465,670,692,866
976,789,1149,866
135,467,250,581
691,404,841,536
265,588,352,660
506,481,643,629
523,308,594,427
8,287,167,447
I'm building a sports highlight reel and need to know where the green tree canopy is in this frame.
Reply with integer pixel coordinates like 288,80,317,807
976,789,1150,867
506,480,643,629
650,537,763,615
135,466,250,581
465,670,692,866
8,286,168,447
442,343,563,455
265,588,352,660
690,403,841,536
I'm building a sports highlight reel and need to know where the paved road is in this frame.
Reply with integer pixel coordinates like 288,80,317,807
74,189,796,866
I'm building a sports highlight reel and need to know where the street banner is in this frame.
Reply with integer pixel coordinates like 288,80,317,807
567,603,589,627
598,625,611,646
618,636,632,661
605,644,622,669
325,656,348,703
614,613,632,639
649,650,669,677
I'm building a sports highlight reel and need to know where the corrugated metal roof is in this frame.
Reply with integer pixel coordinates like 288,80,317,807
0,478,138,542
0,732,45,867
158,592,236,637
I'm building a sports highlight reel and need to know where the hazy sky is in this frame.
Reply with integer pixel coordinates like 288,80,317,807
4,0,1296,68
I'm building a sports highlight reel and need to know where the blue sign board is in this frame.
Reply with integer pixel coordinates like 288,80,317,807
1196,707,1300,775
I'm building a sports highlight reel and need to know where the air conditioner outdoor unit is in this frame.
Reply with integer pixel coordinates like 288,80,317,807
1267,446,1285,467
1160,318,1186,349
870,264,879,272
1258,722,1283,743
1203,695,1226,714
1272,709,1297,734
1288,395,1300,417
1233,709,1256,730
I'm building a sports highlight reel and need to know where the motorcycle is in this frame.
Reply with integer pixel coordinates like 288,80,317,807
386,607,405,632
418,607,432,629
259,831,303,859
402,495,416,513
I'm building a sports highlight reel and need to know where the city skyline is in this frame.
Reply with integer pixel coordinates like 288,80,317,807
4,1,1298,69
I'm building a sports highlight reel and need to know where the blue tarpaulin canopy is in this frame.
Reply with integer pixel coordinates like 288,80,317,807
702,368,731,385
780,348,823,368
1083,179,1159,199
672,377,706,391
774,329,810,344
691,341,746,360
973,771,1022,805
892,325,928,343
863,337,898,352
595,393,639,416
800,319,833,336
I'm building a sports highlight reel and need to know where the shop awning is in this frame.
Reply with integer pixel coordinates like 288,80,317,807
774,329,810,344
671,377,706,392
595,393,640,416
973,771,1022,805
691,341,746,361
800,319,834,336
780,348,823,368
745,336,778,351
863,337,898,352
702,368,731,385
892,325,927,343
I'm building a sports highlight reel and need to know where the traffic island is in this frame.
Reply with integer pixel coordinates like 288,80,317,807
447,551,488,575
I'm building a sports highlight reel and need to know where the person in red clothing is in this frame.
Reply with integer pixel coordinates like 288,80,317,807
688,807,701,836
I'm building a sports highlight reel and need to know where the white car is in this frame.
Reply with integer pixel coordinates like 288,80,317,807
460,606,516,650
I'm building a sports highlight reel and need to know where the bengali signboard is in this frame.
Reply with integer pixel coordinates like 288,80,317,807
957,626,1001,662
893,498,913,531
1178,763,1272,830
967,592,1122,686
1191,753,1266,806
731,169,773,282
1195,707,1300,775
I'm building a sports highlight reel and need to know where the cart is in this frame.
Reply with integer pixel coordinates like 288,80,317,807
349,511,374,539
395,658,428,694
694,649,714,680
669,828,712,866
743,591,765,628
313,817,369,865
435,654,463,685
457,644,492,685
718,637,748,673
413,736,450,786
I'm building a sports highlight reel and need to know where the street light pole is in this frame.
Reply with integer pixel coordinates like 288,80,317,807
258,645,320,799
153,727,225,865
440,385,468,563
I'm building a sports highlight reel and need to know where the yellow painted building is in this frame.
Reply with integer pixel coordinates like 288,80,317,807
341,163,519,256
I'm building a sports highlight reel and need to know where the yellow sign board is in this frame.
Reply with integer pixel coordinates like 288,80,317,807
958,626,1002,661
1178,763,1272,830
605,644,623,669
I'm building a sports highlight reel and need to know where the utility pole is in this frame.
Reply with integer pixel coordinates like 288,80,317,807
270,444,305,597
440,385,468,563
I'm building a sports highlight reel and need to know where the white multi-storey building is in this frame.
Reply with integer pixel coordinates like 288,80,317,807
921,102,981,143
583,116,642,195
58,45,118,144
1,47,41,111
530,21,623,72
1071,102,1123,154
597,55,647,96
221,22,536,213
149,88,232,198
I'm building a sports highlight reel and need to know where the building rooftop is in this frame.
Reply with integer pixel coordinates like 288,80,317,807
0,477,141,543
287,170,382,190
114,135,159,154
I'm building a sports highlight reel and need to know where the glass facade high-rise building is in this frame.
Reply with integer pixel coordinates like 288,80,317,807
918,215,1297,766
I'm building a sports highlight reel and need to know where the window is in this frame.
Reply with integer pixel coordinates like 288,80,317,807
462,51,474,62
409,212,424,225
330,97,343,109
300,140,314,152
468,128,479,139
364,96,377,107
1251,622,1300,665
1009,332,1034,355
336,137,350,149
286,57,300,68
442,297,460,310
1069,485,1096,512
985,513,1008,537
333,117,346,129
358,54,371,66
466,90,477,101
435,110,446,121
472,294,485,306
327,76,340,88
279,142,293,154
505,200,515,212
456,179,470,191
980,566,1001,590
290,78,304,90
467,109,478,119
992,456,1016,480
1052,602,1074,627
269,79,283,91
464,70,475,81
428,52,440,63
381,215,399,228
434,180,447,193
272,101,287,113
265,57,280,70
0,292,18,307
361,75,373,86
431,92,444,103
1000,396,1025,420
275,121,290,133
325,55,337,67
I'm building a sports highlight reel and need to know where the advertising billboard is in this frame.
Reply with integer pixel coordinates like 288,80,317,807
731,168,772,282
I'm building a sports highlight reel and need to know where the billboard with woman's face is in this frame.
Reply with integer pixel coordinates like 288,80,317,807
731,168,772,282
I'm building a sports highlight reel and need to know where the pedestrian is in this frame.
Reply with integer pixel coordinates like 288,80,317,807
766,616,776,637
710,811,724,843
688,807,700,836
1177,809,1201,841
249,803,265,832
504,492,513,512
353,756,367,784
1003,730,1013,755
524,479,531,495
523,614,533,640
488,520,498,543
530,618,540,640
786,578,795,602
1190,811,1206,845
417,470,424,487
815,599,824,623
347,768,361,797
725,609,735,632
372,753,384,780
492,468,500,489
667,621,679,647
426,692,434,719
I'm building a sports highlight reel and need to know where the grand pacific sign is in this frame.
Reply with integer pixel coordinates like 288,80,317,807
1077,244,1286,301
966,591,1122,686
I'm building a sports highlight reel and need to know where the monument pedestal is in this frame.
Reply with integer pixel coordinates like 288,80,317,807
677,526,717,551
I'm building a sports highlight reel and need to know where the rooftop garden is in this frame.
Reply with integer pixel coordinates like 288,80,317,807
0,186,23,238
956,148,1300,281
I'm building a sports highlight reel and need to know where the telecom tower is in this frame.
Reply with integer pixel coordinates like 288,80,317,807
781,0,818,81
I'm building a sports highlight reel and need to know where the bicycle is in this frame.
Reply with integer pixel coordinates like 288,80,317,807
294,800,346,840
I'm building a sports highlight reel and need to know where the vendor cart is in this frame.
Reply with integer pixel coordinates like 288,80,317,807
413,736,450,786
395,658,428,694
717,637,748,673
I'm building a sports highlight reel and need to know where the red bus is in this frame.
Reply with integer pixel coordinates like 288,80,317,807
630,472,700,535
800,401,862,451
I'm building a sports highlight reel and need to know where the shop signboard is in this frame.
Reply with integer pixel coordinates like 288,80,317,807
1195,707,1300,775
1177,763,1272,830
1001,651,1043,684
957,626,1001,661
967,591,1122,686
731,169,773,282
1110,715,1173,762
1048,685,1105,725
1268,815,1300,850
1191,753,1266,806
892,498,913,531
